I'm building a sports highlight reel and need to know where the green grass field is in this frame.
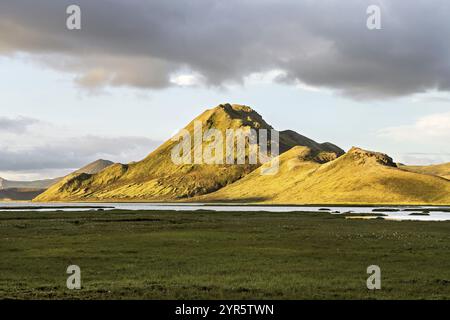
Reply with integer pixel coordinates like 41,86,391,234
1,210,449,299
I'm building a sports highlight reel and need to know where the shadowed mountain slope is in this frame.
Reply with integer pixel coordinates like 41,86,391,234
0,188,45,201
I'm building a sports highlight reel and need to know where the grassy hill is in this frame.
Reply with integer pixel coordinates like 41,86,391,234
0,188,45,201
399,163,450,180
34,104,343,202
1,159,114,201
0,160,113,193
201,146,450,205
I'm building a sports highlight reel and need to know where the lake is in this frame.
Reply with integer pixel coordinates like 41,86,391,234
1,202,450,221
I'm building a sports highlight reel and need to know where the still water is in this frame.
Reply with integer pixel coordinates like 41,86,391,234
1,202,450,221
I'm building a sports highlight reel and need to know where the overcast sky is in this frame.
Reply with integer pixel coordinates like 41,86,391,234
1,0,449,180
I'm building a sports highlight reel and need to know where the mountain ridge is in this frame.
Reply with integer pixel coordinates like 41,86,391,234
74,159,114,175
398,162,450,180
0,177,60,190
200,146,450,205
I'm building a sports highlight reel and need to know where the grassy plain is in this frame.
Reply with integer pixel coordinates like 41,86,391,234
1,209,449,299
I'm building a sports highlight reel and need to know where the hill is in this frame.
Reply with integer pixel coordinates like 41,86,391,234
1,159,114,201
398,163,450,180
34,104,344,202
0,188,45,201
201,146,450,205
73,159,114,175
0,177,60,190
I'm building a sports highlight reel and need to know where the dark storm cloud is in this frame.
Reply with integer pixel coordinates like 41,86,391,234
1,0,449,98
0,135,161,171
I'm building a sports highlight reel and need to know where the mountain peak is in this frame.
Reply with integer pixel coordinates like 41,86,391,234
92,159,114,165
74,159,114,175
198,103,272,130
347,147,396,167
218,103,254,113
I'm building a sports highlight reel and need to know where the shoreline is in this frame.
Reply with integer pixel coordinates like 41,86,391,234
10,199,450,208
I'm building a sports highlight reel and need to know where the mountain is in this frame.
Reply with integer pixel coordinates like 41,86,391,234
398,163,450,180
0,177,60,190
73,159,114,175
201,146,450,205
0,188,45,201
34,104,344,202
1,159,114,201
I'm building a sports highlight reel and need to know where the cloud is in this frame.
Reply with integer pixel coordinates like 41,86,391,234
1,0,450,98
400,153,450,165
170,72,205,87
0,116,39,134
0,116,163,178
0,134,161,171
379,112,450,142
378,111,450,165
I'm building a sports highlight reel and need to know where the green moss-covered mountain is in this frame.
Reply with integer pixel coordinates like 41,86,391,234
34,104,343,201
34,103,450,204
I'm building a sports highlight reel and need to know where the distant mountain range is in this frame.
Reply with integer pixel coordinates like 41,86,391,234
0,177,60,190
34,104,450,204
0,159,113,201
